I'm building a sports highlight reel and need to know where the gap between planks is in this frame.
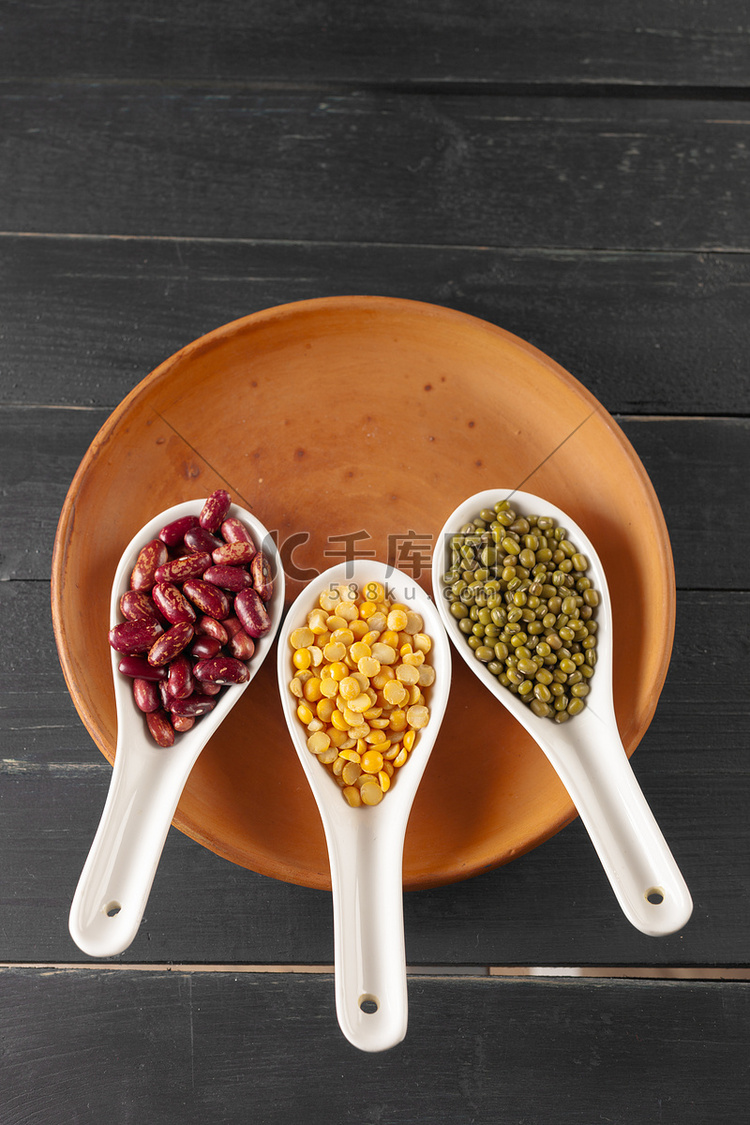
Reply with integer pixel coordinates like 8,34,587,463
0,963,747,980
2,77,750,101
1,403,746,426
3,231,750,256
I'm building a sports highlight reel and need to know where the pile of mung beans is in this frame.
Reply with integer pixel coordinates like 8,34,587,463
441,499,599,722
288,581,434,806
107,490,273,746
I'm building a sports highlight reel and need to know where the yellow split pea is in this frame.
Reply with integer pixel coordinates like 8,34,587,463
289,582,435,805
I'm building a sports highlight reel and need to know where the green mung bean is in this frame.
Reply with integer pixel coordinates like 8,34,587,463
443,501,600,722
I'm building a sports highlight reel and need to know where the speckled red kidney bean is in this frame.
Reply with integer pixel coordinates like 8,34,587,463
203,564,254,592
109,619,164,655
117,655,168,680
133,678,160,713
191,635,222,660
193,656,250,685
172,714,195,732
234,588,271,637
154,552,212,584
195,615,229,644
147,621,194,666
168,694,217,717
184,526,223,555
182,578,231,619
211,541,255,567
221,615,243,639
120,590,161,623
130,539,168,592
251,552,273,601
220,517,256,548
198,680,222,696
115,492,273,745
158,514,200,547
152,582,196,625
228,630,255,660
147,709,175,747
199,489,232,533
167,654,194,699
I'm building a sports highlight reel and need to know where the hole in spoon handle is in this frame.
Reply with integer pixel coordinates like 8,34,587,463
327,825,409,1052
68,743,187,958
553,735,692,936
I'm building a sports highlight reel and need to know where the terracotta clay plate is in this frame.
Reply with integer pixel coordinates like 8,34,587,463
51,296,675,890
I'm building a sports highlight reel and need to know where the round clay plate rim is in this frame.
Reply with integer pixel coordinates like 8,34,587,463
51,295,676,891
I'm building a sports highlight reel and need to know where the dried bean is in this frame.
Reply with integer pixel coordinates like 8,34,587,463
158,514,199,546
120,590,161,623
198,680,222,696
211,541,255,567
195,615,229,645
235,588,271,637
117,655,167,681
191,635,222,660
228,630,255,660
220,517,256,549
199,489,231,532
112,492,273,745
182,578,231,620
147,709,175,747
152,582,196,625
193,656,250,685
172,714,195,732
147,621,194,666
443,500,599,723
154,552,212,584
166,654,194,699
184,526,222,555
133,678,160,713
109,619,164,655
203,564,254,591
130,539,168,592
251,552,273,601
168,694,218,717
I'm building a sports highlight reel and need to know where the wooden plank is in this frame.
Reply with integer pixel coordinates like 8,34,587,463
2,86,749,250
2,235,749,415
2,1,750,88
0,968,747,1123
626,418,750,591
0,407,104,584
1,581,746,965
2,407,746,586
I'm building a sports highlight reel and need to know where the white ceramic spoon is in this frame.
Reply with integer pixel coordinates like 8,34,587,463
432,488,692,937
69,499,285,958
277,561,451,1052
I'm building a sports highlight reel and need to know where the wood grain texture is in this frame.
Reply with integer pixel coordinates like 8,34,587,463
0,0,747,1105
2,0,750,87
1,579,746,964
1,968,748,1124
3,86,749,250
2,407,746,587
1,401,746,966
2,235,749,415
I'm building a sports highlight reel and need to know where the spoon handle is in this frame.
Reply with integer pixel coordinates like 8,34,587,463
541,717,692,936
326,819,409,1052
69,739,193,957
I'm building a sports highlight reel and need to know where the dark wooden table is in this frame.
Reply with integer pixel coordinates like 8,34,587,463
2,3,748,1121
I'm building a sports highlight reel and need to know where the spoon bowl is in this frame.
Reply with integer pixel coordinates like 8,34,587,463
277,561,451,1051
69,499,285,958
432,488,692,937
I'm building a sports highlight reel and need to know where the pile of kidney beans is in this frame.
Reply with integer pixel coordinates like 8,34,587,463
107,490,273,746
